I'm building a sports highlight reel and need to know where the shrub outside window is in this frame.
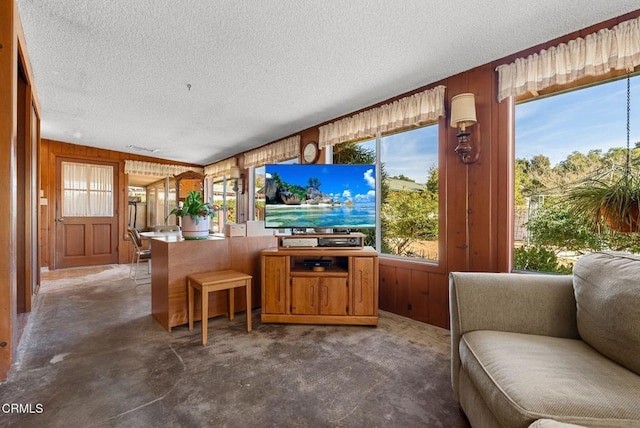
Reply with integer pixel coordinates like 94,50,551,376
334,124,439,261
514,73,640,273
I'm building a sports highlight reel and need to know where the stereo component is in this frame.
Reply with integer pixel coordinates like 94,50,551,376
317,236,362,247
277,233,365,250
280,237,318,247
303,259,332,268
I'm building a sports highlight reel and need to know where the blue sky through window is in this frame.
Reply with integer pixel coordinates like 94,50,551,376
265,164,375,201
516,74,640,166
358,125,438,184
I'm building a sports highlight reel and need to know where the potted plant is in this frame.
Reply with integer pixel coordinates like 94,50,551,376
568,174,640,233
168,191,218,239
568,72,640,234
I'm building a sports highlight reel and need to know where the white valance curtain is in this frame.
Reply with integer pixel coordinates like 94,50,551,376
124,160,203,177
203,157,238,178
318,85,446,148
243,135,300,168
496,16,640,102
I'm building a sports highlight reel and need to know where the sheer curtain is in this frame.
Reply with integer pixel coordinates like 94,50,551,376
243,135,300,168
318,85,446,148
124,160,203,177
203,157,238,178
62,161,113,217
203,158,238,212
496,16,640,102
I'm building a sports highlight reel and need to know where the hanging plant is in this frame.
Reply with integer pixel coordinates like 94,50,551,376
567,72,640,233
568,175,640,233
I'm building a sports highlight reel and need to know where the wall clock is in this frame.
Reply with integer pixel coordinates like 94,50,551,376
302,141,319,164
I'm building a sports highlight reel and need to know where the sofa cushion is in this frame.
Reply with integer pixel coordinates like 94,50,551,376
529,420,588,428
573,251,640,375
460,330,640,427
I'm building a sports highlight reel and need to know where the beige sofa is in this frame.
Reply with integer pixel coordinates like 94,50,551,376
449,251,640,428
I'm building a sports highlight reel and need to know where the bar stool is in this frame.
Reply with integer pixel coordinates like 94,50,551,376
127,227,151,284
187,270,252,345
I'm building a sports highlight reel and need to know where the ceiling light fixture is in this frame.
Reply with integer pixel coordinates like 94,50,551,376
127,144,159,153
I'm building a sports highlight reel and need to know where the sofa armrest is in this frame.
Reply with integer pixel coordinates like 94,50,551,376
449,272,579,400
450,272,578,338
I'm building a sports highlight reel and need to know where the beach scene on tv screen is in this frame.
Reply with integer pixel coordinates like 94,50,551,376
264,164,376,228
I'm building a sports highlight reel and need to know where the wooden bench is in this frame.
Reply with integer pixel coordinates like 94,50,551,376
187,269,252,345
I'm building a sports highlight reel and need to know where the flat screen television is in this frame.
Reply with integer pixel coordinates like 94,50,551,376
263,163,376,230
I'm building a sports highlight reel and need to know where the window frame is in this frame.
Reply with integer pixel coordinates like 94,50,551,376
334,122,443,266
512,68,640,273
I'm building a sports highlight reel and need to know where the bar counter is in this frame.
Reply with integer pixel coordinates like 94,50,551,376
150,234,276,331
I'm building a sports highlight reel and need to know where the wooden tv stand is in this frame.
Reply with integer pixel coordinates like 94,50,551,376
261,245,378,325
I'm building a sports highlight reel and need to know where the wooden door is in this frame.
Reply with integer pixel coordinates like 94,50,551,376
319,277,348,315
291,277,318,314
263,255,287,314
353,257,376,316
54,158,119,268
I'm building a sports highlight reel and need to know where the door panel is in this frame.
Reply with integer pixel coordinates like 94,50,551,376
320,277,348,315
291,277,318,314
263,256,287,314
92,224,113,254
55,158,118,268
353,257,375,315
63,224,85,256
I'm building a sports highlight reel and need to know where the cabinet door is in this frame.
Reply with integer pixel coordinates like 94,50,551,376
291,277,318,314
263,256,287,314
353,257,376,315
320,277,348,315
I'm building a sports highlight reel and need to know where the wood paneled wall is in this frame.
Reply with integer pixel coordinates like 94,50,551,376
39,139,200,269
1,0,42,380
3,3,637,387
256,10,640,329
0,0,17,381
33,8,640,330
375,65,508,329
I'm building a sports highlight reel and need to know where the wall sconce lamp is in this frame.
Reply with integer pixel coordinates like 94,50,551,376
450,93,478,164
229,166,245,195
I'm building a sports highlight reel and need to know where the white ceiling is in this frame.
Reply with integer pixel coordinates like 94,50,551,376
17,1,640,167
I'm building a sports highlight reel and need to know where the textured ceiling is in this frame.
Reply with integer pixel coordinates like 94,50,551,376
17,1,640,166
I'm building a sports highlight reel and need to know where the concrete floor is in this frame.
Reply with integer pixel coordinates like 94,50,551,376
0,264,469,428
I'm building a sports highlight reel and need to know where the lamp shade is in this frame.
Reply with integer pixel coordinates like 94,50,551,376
450,93,477,128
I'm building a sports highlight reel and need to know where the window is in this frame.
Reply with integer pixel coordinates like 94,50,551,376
254,167,266,221
253,157,298,221
334,123,439,261
146,178,177,228
61,161,113,217
210,178,233,232
514,73,640,273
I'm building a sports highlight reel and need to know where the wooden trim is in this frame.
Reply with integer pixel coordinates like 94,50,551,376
467,63,496,272
261,314,378,325
53,157,120,268
32,100,41,295
378,255,445,273
444,72,470,274
0,0,17,381
515,67,640,103
15,9,39,115
496,93,515,272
